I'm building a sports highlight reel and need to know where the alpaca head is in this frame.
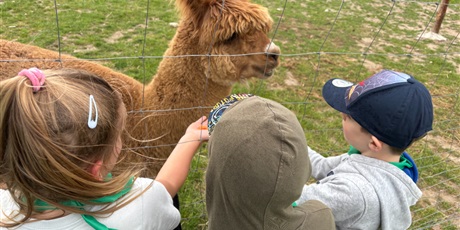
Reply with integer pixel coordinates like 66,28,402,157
175,0,281,86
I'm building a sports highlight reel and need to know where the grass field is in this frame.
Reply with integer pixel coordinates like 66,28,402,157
1,0,459,229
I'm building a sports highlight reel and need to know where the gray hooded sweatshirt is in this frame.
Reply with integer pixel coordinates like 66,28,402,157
296,147,422,230
206,96,335,230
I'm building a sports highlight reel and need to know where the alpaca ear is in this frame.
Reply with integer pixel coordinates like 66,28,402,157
90,160,104,181
175,0,214,24
369,136,383,152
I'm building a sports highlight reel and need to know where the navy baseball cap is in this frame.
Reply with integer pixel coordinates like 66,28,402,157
322,70,433,149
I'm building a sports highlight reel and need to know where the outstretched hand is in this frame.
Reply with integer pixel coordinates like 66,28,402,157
185,116,209,142
156,116,210,197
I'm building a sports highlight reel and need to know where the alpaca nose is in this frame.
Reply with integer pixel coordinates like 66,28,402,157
266,42,280,63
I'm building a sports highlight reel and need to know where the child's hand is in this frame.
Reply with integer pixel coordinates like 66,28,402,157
185,116,210,141
157,116,210,197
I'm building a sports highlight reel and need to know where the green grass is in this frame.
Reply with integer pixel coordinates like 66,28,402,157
2,0,459,229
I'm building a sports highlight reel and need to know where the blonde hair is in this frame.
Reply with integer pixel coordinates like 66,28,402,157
0,69,140,227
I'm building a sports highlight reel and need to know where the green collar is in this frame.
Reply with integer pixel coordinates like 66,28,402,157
347,146,412,170
389,156,413,170
34,175,133,230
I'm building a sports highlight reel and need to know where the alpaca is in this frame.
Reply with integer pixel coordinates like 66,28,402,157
0,0,280,177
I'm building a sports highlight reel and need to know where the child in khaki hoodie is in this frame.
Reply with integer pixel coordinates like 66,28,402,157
206,94,335,230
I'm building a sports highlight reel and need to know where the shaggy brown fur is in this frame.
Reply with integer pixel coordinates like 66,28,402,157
0,0,280,177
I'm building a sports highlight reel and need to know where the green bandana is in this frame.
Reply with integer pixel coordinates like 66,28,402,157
34,175,134,230
388,156,413,170
347,146,412,170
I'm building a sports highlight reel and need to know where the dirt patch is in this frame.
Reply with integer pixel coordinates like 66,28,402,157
104,23,153,44
73,45,98,53
362,59,382,73
106,31,124,44
427,135,460,168
420,187,460,227
284,71,300,86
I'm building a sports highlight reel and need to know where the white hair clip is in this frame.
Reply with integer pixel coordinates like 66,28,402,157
88,95,98,129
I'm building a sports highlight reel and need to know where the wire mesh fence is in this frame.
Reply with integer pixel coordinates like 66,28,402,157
1,0,459,229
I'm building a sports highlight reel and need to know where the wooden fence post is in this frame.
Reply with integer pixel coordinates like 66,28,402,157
432,0,449,33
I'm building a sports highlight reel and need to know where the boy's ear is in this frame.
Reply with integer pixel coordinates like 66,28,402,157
369,136,383,152
90,160,104,181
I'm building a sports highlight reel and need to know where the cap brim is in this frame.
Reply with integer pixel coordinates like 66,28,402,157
322,78,352,113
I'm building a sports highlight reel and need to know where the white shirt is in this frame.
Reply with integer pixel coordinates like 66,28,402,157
1,178,180,230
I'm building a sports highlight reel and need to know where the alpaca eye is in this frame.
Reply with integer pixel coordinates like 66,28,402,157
225,33,238,43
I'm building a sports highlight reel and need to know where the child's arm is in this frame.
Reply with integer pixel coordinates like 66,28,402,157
155,116,209,197
308,146,347,180
295,177,368,226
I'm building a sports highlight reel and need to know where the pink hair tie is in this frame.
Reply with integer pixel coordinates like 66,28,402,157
18,67,46,92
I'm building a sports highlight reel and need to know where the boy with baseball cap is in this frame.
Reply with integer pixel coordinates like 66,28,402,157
295,69,433,229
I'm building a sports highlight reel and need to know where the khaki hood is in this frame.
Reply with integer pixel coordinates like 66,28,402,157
206,96,335,230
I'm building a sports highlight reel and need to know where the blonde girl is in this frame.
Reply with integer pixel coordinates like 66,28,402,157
0,68,208,229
